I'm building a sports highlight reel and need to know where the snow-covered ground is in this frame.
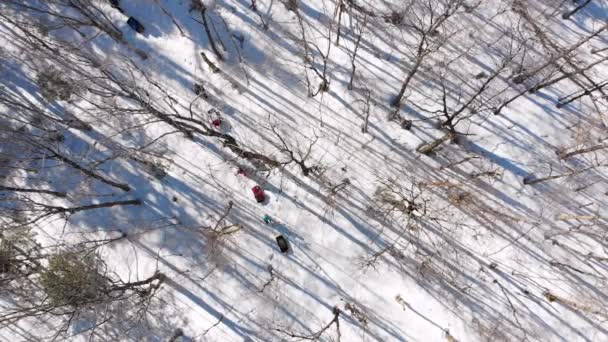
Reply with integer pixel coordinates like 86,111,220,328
1,0,608,341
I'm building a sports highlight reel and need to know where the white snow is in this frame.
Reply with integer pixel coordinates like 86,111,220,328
1,0,608,341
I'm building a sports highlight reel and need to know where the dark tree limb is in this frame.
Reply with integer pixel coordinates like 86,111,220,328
0,185,67,198
523,165,600,185
510,22,607,84
107,271,165,296
562,0,593,19
557,80,608,108
269,121,320,176
200,7,224,61
347,15,367,90
529,56,608,93
274,306,341,340
40,199,142,215
25,138,131,192
558,144,608,159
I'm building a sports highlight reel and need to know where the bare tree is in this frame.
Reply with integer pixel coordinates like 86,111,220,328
0,250,165,340
562,0,593,20
292,0,333,97
557,79,608,108
513,1,608,112
510,21,607,85
268,118,321,176
544,290,608,319
558,143,608,160
0,124,131,192
528,56,608,93
2,0,123,42
191,2,224,61
415,39,525,154
274,306,341,341
523,162,605,185
347,15,368,91
390,0,466,118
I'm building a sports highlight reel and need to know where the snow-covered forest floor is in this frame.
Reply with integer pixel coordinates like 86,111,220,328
1,0,607,341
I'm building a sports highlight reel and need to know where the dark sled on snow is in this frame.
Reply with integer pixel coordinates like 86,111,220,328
127,17,145,34
275,235,289,253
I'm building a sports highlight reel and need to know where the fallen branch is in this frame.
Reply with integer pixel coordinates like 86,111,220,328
274,306,341,340
0,185,67,198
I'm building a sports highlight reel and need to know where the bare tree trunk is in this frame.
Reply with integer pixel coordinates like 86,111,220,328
292,2,315,97
529,56,608,93
274,306,341,340
512,22,607,84
523,165,596,185
5,0,123,42
494,87,532,115
248,0,268,29
562,0,593,19
201,52,220,73
334,1,344,46
176,114,281,168
361,89,372,133
544,290,608,318
96,63,281,169
44,147,131,192
391,42,426,117
557,80,608,108
269,122,319,175
344,0,377,18
200,8,224,61
416,132,454,155
515,3,608,107
0,185,67,197
592,46,608,54
0,186,67,198
109,272,165,294
45,199,142,215
348,15,367,90
442,63,508,131
558,144,608,159
24,135,130,192
154,0,185,36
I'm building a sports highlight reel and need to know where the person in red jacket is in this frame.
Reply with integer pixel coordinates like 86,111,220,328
252,186,265,203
